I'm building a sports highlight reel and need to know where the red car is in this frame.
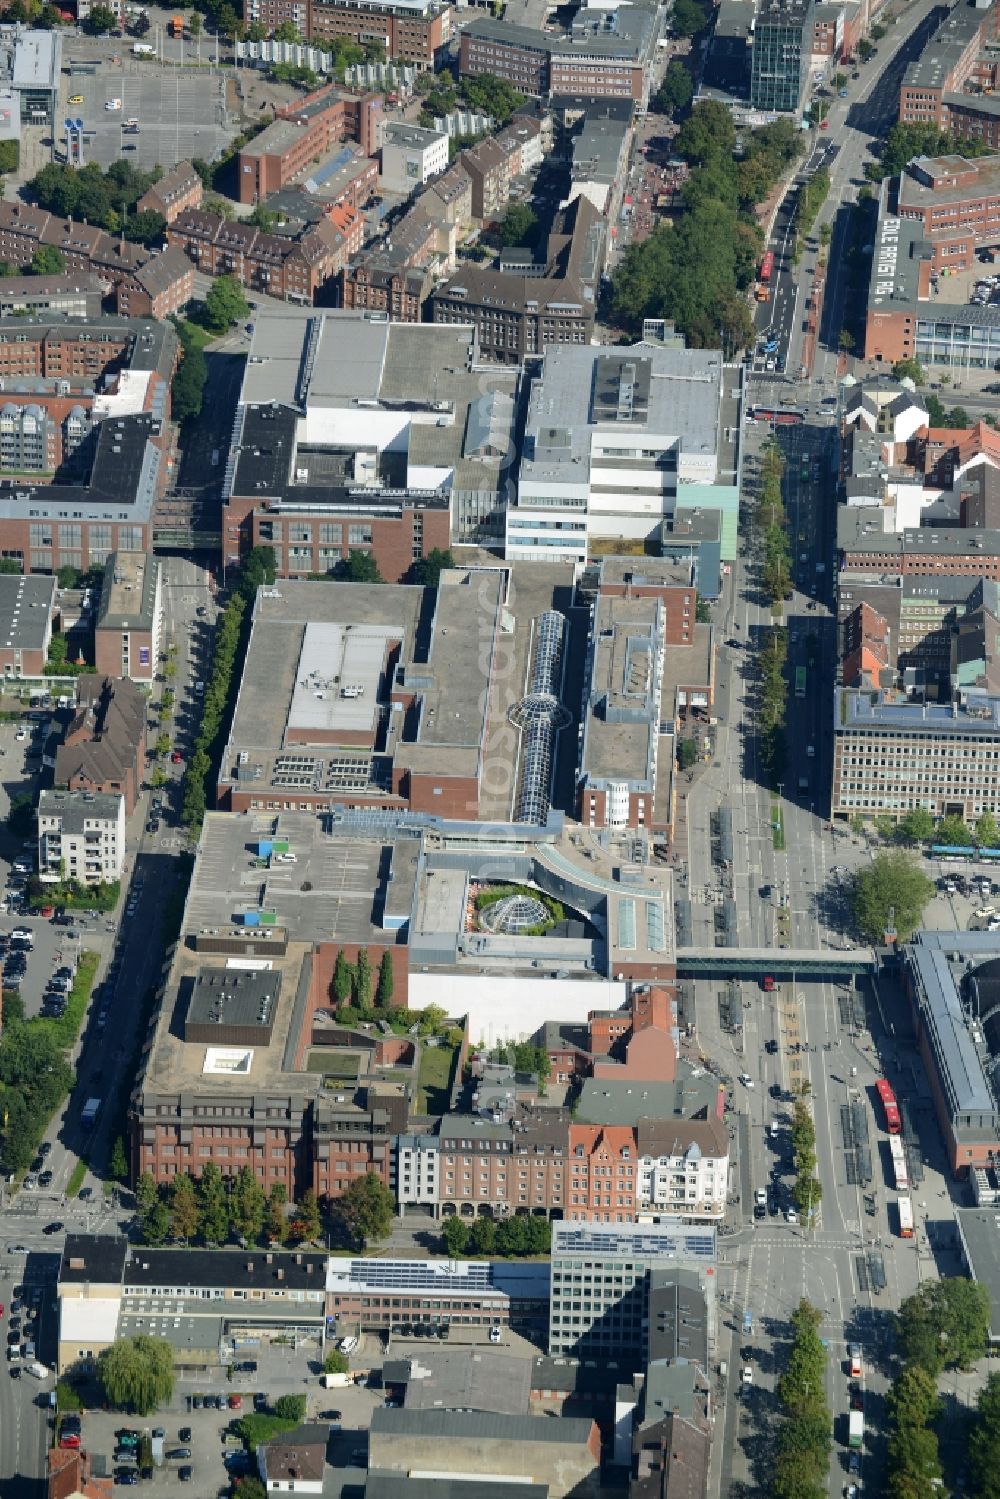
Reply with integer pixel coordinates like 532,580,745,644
171,751,183,764
761,975,775,992
228,1394,242,1410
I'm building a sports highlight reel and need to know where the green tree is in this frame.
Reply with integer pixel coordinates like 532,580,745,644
460,73,524,125
892,357,925,386
655,59,693,113
354,947,372,1007
977,812,1000,849
442,1216,469,1256
132,10,150,33
273,19,302,40
339,549,383,583
215,2,243,39
671,0,709,36
524,1216,551,1254
858,36,876,61
136,1170,158,1216
265,1182,288,1244
500,201,538,248
97,1335,174,1413
202,274,249,333
838,328,855,353
324,1347,349,1375
274,1393,307,1423
412,548,454,587
468,1215,496,1255
291,1187,321,1242
196,1161,229,1245
333,948,353,1004
124,209,167,247
189,10,202,36
109,1135,129,1183
970,1373,1000,1498
496,1215,529,1256
887,1363,941,1431
375,950,394,1008
230,1164,266,1243
678,737,698,771
170,1173,200,1243
897,808,935,846
850,851,934,944
337,1170,394,1245
82,3,118,33
30,244,65,276
936,814,974,846
897,1278,992,1377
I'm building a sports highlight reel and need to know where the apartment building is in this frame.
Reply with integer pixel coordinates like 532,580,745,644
37,788,125,887
304,0,452,65
168,208,350,303
55,675,146,817
115,245,195,320
435,1109,569,1220
0,201,186,298
93,551,162,684
136,160,204,224
832,685,1000,820
636,1118,730,1221
236,84,382,203
339,259,432,320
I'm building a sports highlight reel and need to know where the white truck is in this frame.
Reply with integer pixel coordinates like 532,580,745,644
27,1361,50,1380
321,1372,351,1388
132,42,155,54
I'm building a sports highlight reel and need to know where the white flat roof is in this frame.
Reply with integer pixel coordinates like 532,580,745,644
289,621,401,735
60,1296,120,1344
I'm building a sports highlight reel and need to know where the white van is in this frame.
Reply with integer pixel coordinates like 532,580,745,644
105,97,122,111
339,1335,359,1355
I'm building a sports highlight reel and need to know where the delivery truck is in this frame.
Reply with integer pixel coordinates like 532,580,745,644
81,1097,100,1129
848,1410,864,1449
321,1372,351,1388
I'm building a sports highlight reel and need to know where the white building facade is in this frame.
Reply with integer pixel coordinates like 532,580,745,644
37,789,125,886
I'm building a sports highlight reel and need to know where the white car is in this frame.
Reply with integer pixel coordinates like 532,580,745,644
105,97,122,111
738,1072,754,1089
786,1208,799,1225
741,1365,753,1386
14,728,26,742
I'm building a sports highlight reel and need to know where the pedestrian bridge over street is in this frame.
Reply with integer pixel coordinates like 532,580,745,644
676,946,876,980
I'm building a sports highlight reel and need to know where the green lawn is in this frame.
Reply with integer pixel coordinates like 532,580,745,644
417,1042,459,1115
772,804,786,851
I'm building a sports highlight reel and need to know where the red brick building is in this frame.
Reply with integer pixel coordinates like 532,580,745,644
115,245,195,319
237,85,381,204
168,208,350,303
303,0,452,66
55,675,147,817
566,1124,638,1224
136,160,204,224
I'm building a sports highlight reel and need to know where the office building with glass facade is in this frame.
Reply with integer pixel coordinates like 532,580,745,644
750,0,814,113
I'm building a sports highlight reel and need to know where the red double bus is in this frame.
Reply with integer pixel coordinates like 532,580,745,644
760,250,775,283
876,1078,901,1135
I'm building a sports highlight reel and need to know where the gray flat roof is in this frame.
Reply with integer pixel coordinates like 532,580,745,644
575,1070,721,1127
957,1207,1000,1337
369,1407,596,1445
521,342,724,490
38,788,122,829
398,1347,532,1416
221,573,502,795
837,688,1000,736
11,28,60,90
907,931,998,1117
96,552,158,633
0,571,54,649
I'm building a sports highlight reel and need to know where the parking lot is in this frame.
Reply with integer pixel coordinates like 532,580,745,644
61,1380,380,1493
59,64,233,171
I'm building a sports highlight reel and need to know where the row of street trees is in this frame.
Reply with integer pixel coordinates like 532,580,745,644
790,1098,822,1221
136,1164,396,1248
442,1213,551,1259
758,441,792,608
773,1299,831,1499
758,628,789,788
